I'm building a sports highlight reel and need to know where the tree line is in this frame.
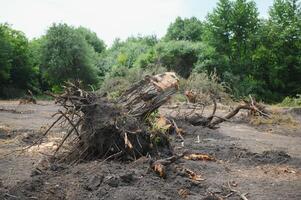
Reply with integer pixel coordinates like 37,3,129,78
0,0,300,102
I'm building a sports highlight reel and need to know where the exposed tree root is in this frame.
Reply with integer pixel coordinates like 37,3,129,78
226,181,249,200
43,72,179,163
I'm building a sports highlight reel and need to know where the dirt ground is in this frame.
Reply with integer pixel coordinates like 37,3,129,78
0,100,300,200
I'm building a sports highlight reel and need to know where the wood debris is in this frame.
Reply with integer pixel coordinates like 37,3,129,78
184,153,215,161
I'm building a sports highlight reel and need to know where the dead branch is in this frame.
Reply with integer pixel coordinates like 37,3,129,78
170,119,184,141
227,181,249,200
249,95,270,118
208,104,251,128
184,95,270,129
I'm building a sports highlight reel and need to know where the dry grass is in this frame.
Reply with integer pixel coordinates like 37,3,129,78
249,113,299,128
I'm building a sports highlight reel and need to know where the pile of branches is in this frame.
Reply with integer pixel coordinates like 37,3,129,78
46,72,179,163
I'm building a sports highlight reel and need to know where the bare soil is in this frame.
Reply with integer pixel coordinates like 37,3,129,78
0,101,300,200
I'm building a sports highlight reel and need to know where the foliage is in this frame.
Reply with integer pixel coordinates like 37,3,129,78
76,26,106,53
0,24,12,87
202,0,260,98
181,71,231,104
97,35,158,79
279,94,301,107
0,23,38,98
41,23,99,89
165,17,203,42
266,0,301,97
152,41,203,78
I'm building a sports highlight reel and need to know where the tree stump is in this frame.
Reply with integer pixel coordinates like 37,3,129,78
51,72,179,162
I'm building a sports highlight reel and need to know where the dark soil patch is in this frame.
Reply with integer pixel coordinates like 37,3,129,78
2,160,229,200
219,147,291,165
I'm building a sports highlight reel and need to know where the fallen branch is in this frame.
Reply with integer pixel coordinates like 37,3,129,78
184,95,270,129
227,181,249,200
207,104,251,128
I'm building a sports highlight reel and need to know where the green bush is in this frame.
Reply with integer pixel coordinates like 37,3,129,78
180,71,231,104
279,95,301,107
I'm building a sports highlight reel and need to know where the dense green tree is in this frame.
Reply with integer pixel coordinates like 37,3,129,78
41,23,99,88
76,26,106,53
267,0,301,97
28,36,48,91
0,24,12,87
165,17,203,42
154,41,203,78
99,36,158,79
0,24,38,97
204,0,233,56
231,0,259,74
9,28,38,91
203,0,260,98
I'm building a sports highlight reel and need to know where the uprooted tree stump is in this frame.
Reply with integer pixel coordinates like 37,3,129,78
47,72,179,162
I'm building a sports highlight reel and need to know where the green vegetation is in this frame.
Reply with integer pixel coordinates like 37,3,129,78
0,23,38,98
0,0,300,104
41,23,100,90
181,72,231,104
280,94,301,107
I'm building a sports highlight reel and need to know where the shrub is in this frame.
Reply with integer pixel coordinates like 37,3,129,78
249,114,298,128
180,71,231,104
279,94,301,107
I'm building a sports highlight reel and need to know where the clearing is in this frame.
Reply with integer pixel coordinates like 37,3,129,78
0,100,300,200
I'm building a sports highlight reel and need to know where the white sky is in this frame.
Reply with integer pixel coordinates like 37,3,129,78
0,0,274,46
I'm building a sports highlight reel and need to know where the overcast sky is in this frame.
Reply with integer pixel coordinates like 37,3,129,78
1,0,274,46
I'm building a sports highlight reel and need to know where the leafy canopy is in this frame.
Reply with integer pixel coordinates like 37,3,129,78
41,23,99,88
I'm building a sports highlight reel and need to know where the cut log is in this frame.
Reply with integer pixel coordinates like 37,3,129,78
119,72,179,119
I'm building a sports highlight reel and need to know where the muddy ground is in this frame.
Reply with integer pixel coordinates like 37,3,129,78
0,100,300,200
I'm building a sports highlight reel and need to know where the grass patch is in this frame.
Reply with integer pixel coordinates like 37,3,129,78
249,113,298,128
279,94,301,107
